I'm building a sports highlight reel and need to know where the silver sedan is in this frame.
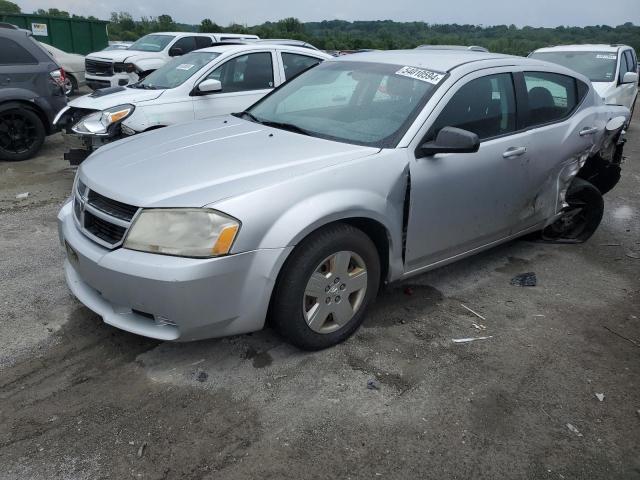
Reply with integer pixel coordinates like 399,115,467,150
58,50,630,349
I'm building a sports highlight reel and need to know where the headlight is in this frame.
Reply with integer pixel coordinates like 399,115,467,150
113,62,137,73
123,209,240,258
72,104,135,136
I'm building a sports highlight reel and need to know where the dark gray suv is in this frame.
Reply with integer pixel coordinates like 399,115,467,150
0,24,67,161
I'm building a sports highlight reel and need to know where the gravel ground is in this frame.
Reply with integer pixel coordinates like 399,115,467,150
0,111,639,480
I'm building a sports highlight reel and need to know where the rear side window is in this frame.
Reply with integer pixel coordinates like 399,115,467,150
524,72,579,127
428,73,516,141
282,53,322,80
0,38,38,65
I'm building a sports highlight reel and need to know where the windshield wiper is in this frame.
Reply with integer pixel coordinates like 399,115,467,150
260,120,311,136
233,112,311,137
233,111,262,124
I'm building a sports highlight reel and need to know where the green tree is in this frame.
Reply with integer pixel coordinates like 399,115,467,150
0,0,20,13
199,18,221,33
157,14,175,31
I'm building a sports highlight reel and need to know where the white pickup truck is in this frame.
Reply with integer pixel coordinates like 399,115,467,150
84,32,259,90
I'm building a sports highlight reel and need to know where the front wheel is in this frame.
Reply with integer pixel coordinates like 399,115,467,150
270,223,381,350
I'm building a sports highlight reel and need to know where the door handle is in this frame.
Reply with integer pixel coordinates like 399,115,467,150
502,146,527,158
579,127,599,136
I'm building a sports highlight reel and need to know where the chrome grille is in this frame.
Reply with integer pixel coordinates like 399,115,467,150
88,190,138,222
74,182,139,249
85,59,114,77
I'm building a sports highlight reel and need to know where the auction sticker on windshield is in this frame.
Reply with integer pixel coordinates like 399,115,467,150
395,66,445,84
176,64,195,71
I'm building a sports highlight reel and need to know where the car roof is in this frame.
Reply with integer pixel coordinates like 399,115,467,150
533,44,632,54
146,32,218,37
197,43,329,56
329,49,518,72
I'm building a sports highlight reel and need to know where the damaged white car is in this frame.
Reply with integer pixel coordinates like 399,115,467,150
59,50,629,349
54,44,331,164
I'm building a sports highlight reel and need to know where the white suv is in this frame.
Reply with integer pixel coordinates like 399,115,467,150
55,44,331,163
84,32,259,90
530,44,638,116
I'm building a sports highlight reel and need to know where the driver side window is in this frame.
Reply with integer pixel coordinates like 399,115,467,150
205,53,274,93
428,73,516,142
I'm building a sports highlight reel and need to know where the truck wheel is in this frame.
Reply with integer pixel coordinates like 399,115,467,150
541,178,604,243
270,223,381,350
0,104,46,161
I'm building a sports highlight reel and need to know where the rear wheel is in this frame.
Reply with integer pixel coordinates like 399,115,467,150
64,74,78,96
0,104,46,161
541,178,604,243
271,223,381,350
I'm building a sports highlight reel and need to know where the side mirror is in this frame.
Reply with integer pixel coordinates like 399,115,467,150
197,79,222,94
168,46,183,57
622,71,638,84
417,126,480,157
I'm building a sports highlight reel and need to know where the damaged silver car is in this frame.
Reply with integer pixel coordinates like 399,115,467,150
58,50,629,350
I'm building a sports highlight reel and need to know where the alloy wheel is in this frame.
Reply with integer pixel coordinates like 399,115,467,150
0,112,39,155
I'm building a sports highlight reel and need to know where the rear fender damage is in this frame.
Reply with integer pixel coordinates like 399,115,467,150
577,116,627,195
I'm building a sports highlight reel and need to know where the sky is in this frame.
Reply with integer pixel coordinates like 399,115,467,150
15,0,640,27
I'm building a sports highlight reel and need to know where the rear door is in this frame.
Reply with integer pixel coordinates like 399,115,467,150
277,50,324,83
0,34,49,92
516,70,596,223
192,50,278,119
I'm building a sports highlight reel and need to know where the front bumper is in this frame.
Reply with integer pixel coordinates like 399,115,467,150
85,72,137,90
58,202,291,341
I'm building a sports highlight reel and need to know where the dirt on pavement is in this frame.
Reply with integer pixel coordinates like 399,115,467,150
0,112,639,480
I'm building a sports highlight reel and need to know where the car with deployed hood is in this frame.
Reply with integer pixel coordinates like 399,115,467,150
529,44,638,117
54,44,331,164
83,32,259,90
58,49,629,350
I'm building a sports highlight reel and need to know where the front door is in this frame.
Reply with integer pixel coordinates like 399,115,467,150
193,51,277,119
405,71,534,270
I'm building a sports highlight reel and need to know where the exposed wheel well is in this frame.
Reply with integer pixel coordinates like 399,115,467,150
0,100,50,134
144,125,166,132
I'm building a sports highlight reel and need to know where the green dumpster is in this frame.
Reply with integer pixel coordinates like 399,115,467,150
0,13,109,54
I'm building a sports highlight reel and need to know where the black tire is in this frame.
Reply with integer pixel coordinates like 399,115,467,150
0,104,46,161
270,223,381,350
541,178,604,243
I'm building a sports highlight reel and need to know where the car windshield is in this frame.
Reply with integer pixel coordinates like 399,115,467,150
129,34,175,53
135,52,220,89
530,51,619,83
246,61,442,148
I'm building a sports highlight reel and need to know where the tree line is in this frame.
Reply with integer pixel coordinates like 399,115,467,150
108,15,640,56
1,1,638,57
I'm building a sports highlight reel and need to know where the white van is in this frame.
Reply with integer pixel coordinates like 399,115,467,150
84,32,259,89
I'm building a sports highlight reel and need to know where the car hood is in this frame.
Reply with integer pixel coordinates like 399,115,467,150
79,116,379,208
86,50,160,63
68,87,164,110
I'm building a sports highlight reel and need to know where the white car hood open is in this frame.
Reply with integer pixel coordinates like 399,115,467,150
68,87,165,110
79,115,379,208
